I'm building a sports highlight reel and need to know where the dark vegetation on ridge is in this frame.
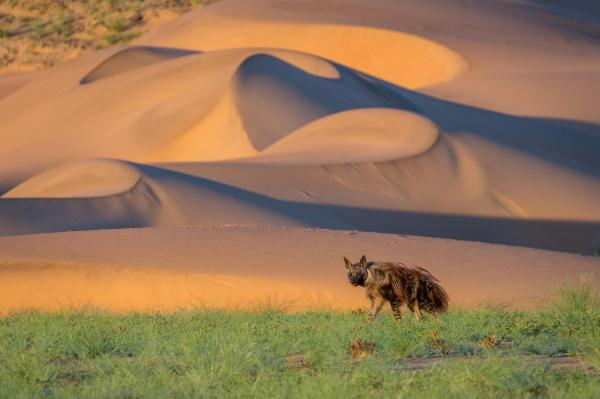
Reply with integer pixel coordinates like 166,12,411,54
0,0,216,69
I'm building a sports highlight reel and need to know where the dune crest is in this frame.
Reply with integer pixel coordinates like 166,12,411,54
140,19,468,89
257,108,440,164
3,159,141,199
80,46,200,84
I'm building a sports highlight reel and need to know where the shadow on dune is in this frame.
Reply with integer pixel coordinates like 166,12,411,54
312,204,600,255
1,163,599,255
0,178,163,236
237,57,600,174
529,0,600,22
234,53,418,150
537,117,600,139
378,80,600,177
132,164,600,255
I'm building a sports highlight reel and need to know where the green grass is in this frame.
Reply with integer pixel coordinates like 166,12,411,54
1,284,599,398
50,12,73,37
104,31,141,45
0,28,14,38
104,15,129,33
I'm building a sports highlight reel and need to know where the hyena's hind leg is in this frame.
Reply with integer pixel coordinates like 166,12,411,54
390,299,403,321
408,300,421,321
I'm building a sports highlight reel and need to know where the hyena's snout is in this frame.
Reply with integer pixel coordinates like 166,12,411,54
348,273,365,286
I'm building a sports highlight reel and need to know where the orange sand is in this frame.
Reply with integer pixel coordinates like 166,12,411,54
0,226,598,314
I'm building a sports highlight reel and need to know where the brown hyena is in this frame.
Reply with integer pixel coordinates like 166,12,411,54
344,255,448,321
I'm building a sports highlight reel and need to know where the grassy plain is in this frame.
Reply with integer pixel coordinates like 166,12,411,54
1,283,599,398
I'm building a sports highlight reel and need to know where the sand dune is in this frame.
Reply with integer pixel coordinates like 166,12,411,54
80,46,199,84
0,46,430,179
257,108,439,164
0,0,600,313
0,159,317,236
2,154,599,254
1,47,599,250
0,160,162,235
0,70,45,101
3,159,141,198
140,19,468,89
422,70,600,127
0,226,598,314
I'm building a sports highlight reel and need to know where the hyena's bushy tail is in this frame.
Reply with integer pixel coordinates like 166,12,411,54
426,279,449,313
413,266,449,313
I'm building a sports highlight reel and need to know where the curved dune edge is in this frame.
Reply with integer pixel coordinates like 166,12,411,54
81,45,339,87
249,50,341,80
2,159,141,198
0,47,432,170
255,108,440,164
135,49,425,163
80,46,200,84
0,226,598,315
140,20,468,88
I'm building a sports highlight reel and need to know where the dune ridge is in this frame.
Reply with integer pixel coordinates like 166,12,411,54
3,159,141,199
80,46,200,84
256,108,439,164
140,18,468,89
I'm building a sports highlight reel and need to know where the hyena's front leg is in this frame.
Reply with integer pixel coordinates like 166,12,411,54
390,299,403,321
369,296,385,321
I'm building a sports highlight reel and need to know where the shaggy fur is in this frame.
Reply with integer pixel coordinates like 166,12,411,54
344,255,449,321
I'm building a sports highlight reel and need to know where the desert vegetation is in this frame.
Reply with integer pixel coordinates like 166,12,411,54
1,284,599,398
0,0,215,70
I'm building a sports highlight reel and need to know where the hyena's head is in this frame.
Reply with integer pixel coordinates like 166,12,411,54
344,255,369,287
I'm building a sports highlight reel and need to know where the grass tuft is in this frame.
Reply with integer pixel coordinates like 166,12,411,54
0,28,14,38
104,15,129,32
104,31,140,45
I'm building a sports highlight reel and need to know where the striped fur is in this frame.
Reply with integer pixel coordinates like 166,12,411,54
344,255,448,321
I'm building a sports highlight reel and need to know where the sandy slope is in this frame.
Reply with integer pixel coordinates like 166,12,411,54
0,226,598,314
0,0,600,313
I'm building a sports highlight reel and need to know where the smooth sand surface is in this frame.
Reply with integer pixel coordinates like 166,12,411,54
0,226,598,314
0,0,599,313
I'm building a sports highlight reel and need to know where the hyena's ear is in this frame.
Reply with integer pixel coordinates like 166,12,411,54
359,255,368,268
343,257,352,269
